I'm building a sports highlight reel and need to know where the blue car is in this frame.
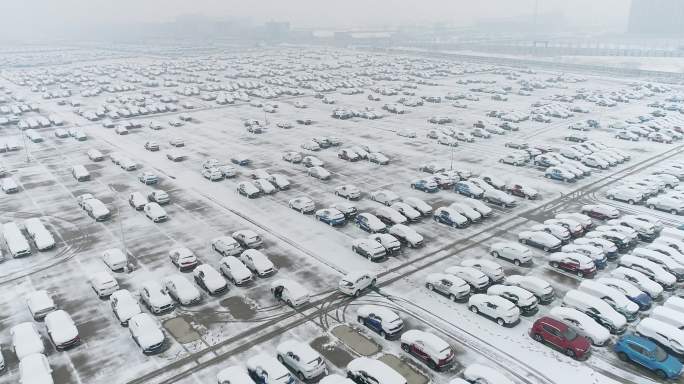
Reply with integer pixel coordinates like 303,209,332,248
315,208,346,226
627,292,652,311
410,179,439,193
614,334,682,380
454,181,484,198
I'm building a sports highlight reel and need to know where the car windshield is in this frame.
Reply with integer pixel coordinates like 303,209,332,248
563,328,578,341
654,345,668,362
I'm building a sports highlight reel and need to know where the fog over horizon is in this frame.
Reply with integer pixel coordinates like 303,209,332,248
2,0,631,42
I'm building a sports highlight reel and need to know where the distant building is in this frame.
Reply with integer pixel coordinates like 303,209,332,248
628,0,684,35
263,22,290,40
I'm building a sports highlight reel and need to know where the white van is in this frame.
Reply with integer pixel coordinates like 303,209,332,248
3,222,31,258
71,165,90,182
562,289,627,334
578,280,639,322
636,317,684,359
24,218,55,251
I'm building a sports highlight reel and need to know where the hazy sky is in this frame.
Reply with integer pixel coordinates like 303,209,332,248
1,0,631,40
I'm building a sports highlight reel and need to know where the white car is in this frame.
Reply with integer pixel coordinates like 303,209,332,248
388,224,424,247
370,189,401,206
606,187,643,204
581,204,620,220
549,306,610,346
247,354,294,384
335,184,361,200
610,267,663,299
390,202,421,222
461,198,493,217
346,358,405,384
647,196,684,215
556,212,593,229
339,271,377,296
144,202,168,222
376,206,407,225
102,248,127,272
487,284,538,314
351,238,387,261
254,178,277,194
90,271,119,298
11,322,44,360
193,264,228,295
45,310,80,350
403,197,432,215
368,233,401,254
461,259,505,283
468,294,520,326
168,247,198,270
355,212,387,233
289,196,316,214
19,353,53,384
212,236,242,256
463,363,514,384
110,289,142,325
308,166,331,180
425,273,470,301
530,223,570,242
276,340,328,380
445,266,489,292
240,249,276,277
271,279,310,307
139,281,175,314
505,275,556,304
232,229,263,248
217,366,253,384
26,290,56,320
219,256,253,285
489,242,533,266
129,313,165,354
269,174,291,190
518,230,562,252
619,255,676,289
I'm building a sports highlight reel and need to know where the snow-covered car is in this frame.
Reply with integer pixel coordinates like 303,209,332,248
217,366,254,384
388,224,424,247
390,202,421,222
400,329,454,370
445,266,489,292
606,187,644,204
11,322,44,360
619,255,676,289
339,271,377,296
254,179,277,195
168,247,198,271
19,353,53,384
232,230,263,248
237,181,261,198
487,284,538,314
433,207,468,228
549,306,610,346
468,294,520,327
128,191,147,210
489,242,533,266
356,305,404,339
315,208,346,226
211,236,242,257
271,279,310,307
90,271,119,298
505,275,556,304
370,189,401,206
45,310,80,350
26,290,56,320
610,267,663,300
241,249,276,277
355,213,387,233
269,174,290,190
247,354,295,384
102,248,127,272
110,289,142,325
219,256,253,285
144,202,168,222
460,259,504,283
289,196,316,214
163,274,201,305
404,197,432,216
425,273,470,301
202,167,224,181
647,196,684,215
346,357,406,384
351,238,387,261
128,313,165,354
375,206,408,225
148,190,169,204
530,223,571,242
335,184,361,200
548,252,597,278
193,264,228,295
518,230,562,252
276,339,328,380
139,281,175,314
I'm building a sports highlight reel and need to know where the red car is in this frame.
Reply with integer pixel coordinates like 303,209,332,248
530,316,591,360
506,184,539,200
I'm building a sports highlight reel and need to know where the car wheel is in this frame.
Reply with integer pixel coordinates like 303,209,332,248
514,259,521,266
550,261,559,268
357,316,364,324
543,246,549,252
354,290,361,297
533,333,543,342
565,349,575,358
449,293,457,301
496,318,505,326
371,279,377,286
649,204,655,209
286,299,293,306
277,355,284,363
577,270,583,277
628,199,635,205
656,370,667,380
297,372,306,381
401,343,410,352
673,209,679,215
426,283,434,291
469,305,479,314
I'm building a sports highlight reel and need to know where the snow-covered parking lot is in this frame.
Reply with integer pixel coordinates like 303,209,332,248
1,47,684,384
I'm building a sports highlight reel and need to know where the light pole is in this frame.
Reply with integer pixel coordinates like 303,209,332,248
108,184,128,273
